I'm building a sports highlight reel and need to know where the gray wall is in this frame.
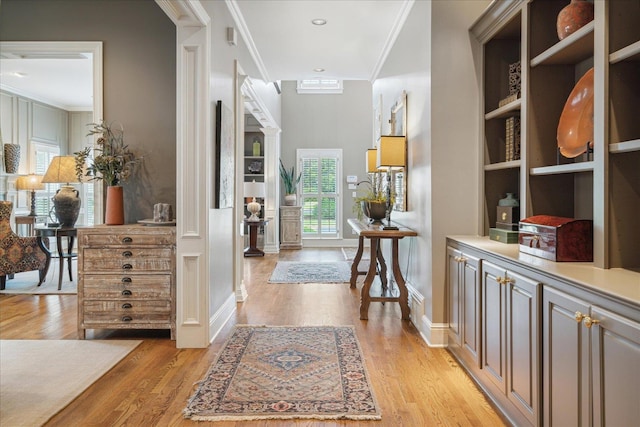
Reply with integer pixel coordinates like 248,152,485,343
280,80,372,240
0,0,176,223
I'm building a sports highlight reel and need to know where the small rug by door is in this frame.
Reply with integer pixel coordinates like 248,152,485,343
341,247,370,271
268,261,352,283
183,325,381,421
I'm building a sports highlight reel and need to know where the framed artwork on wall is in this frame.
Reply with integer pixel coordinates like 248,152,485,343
215,100,235,209
390,90,407,137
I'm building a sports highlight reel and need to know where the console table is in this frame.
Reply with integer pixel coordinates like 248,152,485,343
347,218,417,320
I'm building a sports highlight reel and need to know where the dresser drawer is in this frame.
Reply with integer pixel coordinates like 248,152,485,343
80,232,174,247
280,208,301,219
82,248,173,271
82,275,171,298
83,300,171,324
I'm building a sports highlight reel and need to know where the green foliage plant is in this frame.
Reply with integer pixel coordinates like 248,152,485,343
352,174,389,220
75,121,141,186
279,159,302,195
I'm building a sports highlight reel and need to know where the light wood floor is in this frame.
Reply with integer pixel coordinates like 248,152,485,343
0,248,507,426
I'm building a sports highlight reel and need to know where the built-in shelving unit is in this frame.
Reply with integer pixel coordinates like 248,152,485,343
244,115,265,246
472,0,639,270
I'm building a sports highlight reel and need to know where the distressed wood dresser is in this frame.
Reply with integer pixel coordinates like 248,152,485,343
77,225,176,339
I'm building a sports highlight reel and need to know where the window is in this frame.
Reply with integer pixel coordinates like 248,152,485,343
30,142,94,226
297,149,342,238
296,79,343,94
31,142,59,219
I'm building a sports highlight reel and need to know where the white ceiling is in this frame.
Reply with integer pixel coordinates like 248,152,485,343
0,0,412,109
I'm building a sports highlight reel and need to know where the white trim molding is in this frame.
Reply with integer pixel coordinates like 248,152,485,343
369,0,415,81
161,0,212,348
406,282,448,347
209,292,237,344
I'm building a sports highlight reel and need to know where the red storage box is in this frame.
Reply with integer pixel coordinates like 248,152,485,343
519,215,593,262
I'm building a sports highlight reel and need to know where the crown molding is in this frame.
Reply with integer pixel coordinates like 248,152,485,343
226,0,271,83
155,0,209,27
370,0,415,82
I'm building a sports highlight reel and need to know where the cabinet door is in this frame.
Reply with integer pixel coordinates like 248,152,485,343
447,246,463,347
461,253,481,368
482,260,507,392
506,270,540,426
591,306,640,427
542,286,590,427
281,219,299,245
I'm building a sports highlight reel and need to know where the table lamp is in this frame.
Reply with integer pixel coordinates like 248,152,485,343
244,180,265,221
41,156,82,227
15,174,44,216
377,136,406,230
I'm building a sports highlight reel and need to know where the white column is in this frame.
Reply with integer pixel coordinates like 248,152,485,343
262,126,281,253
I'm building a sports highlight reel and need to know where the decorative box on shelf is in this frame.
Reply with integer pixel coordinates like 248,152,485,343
519,215,593,262
489,227,519,244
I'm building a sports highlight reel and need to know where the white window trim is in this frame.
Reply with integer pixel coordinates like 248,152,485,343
297,148,342,239
296,79,343,94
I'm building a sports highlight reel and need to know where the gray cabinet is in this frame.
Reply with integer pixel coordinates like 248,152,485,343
482,260,540,427
543,287,640,426
279,206,301,249
446,246,481,368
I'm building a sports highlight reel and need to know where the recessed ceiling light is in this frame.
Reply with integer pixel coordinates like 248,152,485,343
311,18,327,26
313,68,325,72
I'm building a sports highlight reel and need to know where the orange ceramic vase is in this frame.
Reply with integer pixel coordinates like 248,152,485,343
556,0,594,40
105,185,125,225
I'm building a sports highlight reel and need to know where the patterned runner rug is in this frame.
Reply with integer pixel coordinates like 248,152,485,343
183,325,381,421
268,261,352,283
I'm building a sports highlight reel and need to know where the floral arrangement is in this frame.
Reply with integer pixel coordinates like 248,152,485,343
75,121,141,186
352,174,394,221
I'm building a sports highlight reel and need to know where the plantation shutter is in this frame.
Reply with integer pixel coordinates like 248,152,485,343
297,149,341,239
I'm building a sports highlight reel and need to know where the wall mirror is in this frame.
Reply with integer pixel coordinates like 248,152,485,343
389,91,407,211
0,41,103,222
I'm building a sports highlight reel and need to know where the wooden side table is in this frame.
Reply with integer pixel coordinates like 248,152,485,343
34,226,77,290
347,218,417,320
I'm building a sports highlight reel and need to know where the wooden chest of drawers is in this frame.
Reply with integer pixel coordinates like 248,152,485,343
77,225,176,339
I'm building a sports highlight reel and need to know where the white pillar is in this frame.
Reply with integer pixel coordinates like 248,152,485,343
262,126,281,253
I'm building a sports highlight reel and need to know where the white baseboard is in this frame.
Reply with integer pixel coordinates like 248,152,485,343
209,292,236,344
406,282,448,348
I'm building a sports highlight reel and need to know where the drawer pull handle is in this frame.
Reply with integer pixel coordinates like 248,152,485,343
583,317,600,329
574,311,585,323
122,263,133,270
122,316,133,322
121,290,132,296
496,276,503,284
122,237,133,243
121,277,132,283
122,251,133,258
122,303,133,309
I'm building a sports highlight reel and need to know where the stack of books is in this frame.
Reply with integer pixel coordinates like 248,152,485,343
505,116,521,162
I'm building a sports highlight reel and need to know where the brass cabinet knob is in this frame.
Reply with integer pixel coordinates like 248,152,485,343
583,316,600,329
574,311,585,323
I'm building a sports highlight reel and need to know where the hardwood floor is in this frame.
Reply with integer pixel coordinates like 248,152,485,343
0,248,506,426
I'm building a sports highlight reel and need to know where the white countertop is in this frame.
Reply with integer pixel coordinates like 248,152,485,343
448,235,640,307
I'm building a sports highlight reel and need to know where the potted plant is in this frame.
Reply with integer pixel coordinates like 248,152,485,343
353,174,392,223
75,121,141,225
279,159,302,206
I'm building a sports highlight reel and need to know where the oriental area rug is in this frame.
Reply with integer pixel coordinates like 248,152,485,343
183,325,381,421
268,261,352,283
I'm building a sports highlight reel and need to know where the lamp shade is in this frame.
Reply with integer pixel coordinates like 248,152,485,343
41,156,80,184
377,136,406,169
244,180,265,198
15,174,44,191
366,149,378,173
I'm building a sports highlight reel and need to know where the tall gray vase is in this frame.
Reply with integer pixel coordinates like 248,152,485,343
4,144,20,174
